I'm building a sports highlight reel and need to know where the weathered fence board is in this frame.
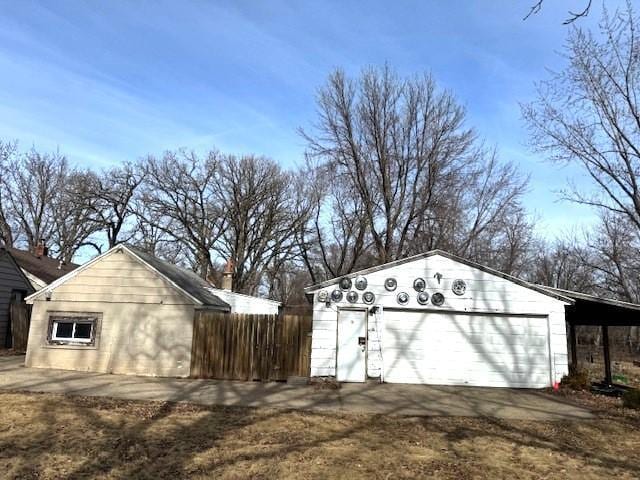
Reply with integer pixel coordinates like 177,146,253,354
10,302,31,352
190,311,312,381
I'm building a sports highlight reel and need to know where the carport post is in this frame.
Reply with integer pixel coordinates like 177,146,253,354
602,325,612,386
569,322,577,371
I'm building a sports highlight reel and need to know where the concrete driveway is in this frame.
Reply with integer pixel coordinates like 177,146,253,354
0,355,592,420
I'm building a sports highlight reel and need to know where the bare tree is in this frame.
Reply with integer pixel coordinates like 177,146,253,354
72,162,145,250
585,213,640,301
301,66,531,274
0,142,107,261
528,237,596,291
129,193,187,264
296,160,370,283
50,172,102,263
523,3,640,302
577,213,640,352
302,66,474,264
453,150,533,275
0,140,18,246
264,261,312,306
523,4,640,230
524,0,593,24
0,147,69,252
215,154,304,294
142,150,226,279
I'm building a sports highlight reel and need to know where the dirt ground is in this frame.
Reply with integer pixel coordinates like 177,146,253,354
0,348,24,357
581,360,640,389
576,343,640,389
1,391,639,479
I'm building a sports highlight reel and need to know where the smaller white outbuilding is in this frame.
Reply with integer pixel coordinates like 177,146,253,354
305,250,574,388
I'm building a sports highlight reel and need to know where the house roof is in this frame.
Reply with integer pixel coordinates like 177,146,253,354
125,246,231,310
6,247,78,284
304,249,574,304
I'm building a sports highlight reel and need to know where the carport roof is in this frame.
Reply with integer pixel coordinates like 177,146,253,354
537,285,640,313
538,285,640,327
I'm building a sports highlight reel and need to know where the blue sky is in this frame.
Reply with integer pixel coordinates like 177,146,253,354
0,1,617,238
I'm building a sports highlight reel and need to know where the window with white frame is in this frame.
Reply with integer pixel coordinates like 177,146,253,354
48,314,99,346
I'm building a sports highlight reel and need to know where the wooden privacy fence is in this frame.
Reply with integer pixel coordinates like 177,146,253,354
10,302,31,352
190,311,313,381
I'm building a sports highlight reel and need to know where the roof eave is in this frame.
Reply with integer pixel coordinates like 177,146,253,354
209,288,282,306
196,304,232,312
538,285,640,311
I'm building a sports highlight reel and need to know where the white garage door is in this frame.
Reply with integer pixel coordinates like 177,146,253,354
382,311,552,388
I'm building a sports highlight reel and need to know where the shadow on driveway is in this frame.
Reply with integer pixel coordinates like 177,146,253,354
0,355,592,420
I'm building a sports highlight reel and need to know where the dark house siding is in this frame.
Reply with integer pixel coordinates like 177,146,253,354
0,250,34,347
6,247,78,284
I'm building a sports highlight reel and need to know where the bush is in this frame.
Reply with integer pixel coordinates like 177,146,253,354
622,389,640,409
612,374,629,385
560,368,591,391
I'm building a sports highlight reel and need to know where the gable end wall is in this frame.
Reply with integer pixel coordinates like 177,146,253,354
310,254,569,385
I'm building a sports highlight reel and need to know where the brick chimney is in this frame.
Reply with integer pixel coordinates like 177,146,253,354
221,259,234,291
35,239,48,258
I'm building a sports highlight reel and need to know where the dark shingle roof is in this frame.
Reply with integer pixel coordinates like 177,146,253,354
7,247,78,284
125,246,230,311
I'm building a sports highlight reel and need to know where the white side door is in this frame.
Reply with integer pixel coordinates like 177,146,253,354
336,309,367,382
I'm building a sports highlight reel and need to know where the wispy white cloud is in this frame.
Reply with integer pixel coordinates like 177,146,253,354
0,0,617,235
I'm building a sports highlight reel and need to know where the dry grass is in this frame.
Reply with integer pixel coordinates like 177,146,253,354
1,392,640,479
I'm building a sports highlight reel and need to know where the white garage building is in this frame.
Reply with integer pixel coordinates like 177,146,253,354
305,250,573,388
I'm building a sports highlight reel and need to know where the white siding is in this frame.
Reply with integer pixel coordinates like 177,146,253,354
21,269,47,291
207,288,280,315
309,253,569,387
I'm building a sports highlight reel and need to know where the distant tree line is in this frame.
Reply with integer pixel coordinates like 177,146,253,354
0,144,307,300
